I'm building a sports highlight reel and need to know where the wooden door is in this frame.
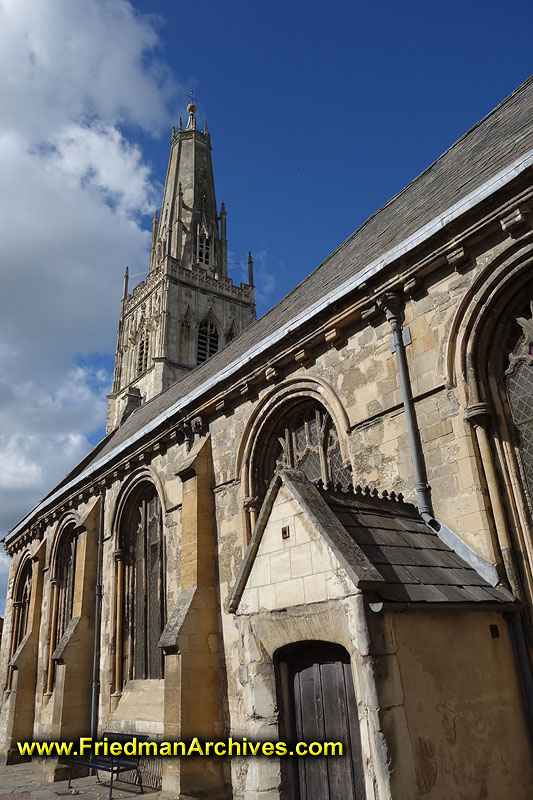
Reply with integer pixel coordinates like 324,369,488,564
278,642,365,800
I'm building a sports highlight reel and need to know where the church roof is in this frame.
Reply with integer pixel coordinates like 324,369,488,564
229,470,516,612
7,77,533,539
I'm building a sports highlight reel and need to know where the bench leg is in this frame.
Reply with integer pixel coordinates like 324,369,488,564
109,770,114,800
68,763,73,789
137,767,144,794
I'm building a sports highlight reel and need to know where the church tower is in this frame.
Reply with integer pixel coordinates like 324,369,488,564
106,103,256,433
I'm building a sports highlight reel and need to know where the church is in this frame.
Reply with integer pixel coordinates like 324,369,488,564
1,80,533,800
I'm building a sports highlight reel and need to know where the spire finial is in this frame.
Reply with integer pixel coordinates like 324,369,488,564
178,116,183,131
186,103,196,130
186,88,197,130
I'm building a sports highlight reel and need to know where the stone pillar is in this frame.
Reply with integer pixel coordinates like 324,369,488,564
465,402,521,595
111,549,125,711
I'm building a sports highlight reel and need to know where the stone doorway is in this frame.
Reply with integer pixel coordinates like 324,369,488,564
276,641,365,800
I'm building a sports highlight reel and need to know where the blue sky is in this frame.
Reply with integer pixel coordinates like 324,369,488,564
0,0,531,612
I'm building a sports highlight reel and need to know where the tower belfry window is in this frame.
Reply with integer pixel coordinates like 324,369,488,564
198,234,210,266
137,334,149,376
197,320,218,364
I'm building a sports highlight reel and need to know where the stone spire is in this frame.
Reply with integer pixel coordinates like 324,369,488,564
106,103,256,434
150,103,227,276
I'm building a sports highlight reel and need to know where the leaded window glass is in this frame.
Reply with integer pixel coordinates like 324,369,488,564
56,526,77,642
506,301,533,499
122,485,165,683
260,404,352,494
14,560,32,651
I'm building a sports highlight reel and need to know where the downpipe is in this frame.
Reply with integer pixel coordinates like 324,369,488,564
376,292,432,520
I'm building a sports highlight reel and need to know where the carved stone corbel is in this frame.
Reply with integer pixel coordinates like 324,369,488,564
500,206,533,239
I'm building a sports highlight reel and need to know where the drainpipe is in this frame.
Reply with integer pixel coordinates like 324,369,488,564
376,291,432,520
90,485,106,748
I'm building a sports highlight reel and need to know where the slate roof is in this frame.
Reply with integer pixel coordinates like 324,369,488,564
229,469,516,612
318,485,515,604
8,77,533,535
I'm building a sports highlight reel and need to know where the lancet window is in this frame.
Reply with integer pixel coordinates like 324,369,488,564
5,559,33,691
197,319,219,364
55,525,78,643
257,402,352,496
120,484,165,684
198,234,211,266
137,333,149,375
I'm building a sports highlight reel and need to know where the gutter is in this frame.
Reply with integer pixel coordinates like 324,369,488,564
6,147,533,543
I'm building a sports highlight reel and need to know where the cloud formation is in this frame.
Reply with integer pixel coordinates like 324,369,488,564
0,0,178,612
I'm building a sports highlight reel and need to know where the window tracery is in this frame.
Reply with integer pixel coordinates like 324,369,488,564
198,234,210,266
120,484,165,684
137,333,149,375
505,300,533,500
55,525,78,643
257,403,352,496
5,559,32,691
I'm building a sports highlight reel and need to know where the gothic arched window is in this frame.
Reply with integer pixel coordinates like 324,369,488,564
12,560,32,650
137,333,149,375
55,525,78,643
120,484,165,684
5,559,33,691
505,300,533,502
198,234,210,266
257,403,352,496
197,319,218,364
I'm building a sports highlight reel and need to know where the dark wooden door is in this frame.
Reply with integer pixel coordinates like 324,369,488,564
278,642,365,800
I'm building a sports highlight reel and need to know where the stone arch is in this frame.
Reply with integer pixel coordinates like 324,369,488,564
5,555,34,691
235,596,387,798
445,240,533,395
111,470,166,691
48,512,79,579
445,243,533,606
110,466,168,549
237,376,351,497
196,309,221,364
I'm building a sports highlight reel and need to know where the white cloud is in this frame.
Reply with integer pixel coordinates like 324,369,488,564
0,0,179,612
